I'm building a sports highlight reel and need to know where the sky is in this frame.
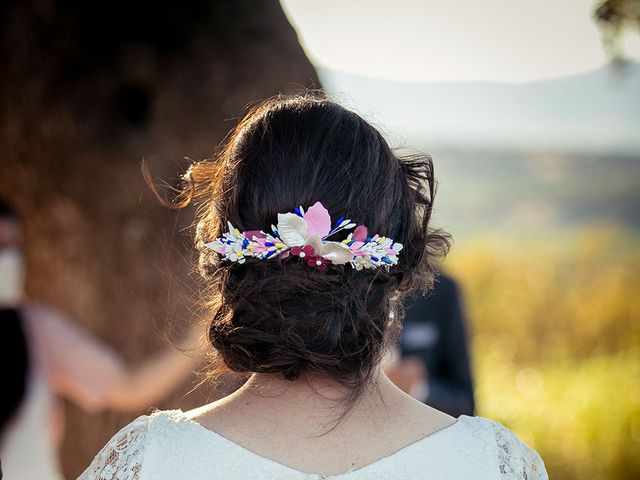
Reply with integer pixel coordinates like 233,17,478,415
280,0,640,83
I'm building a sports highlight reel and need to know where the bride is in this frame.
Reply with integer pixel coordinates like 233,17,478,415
79,92,548,479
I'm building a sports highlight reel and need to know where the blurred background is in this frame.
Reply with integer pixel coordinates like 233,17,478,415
1,0,639,479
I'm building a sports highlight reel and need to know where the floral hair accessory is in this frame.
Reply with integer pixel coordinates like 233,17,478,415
203,201,403,270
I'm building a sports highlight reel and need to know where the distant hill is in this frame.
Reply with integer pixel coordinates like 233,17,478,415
426,149,640,237
319,64,640,154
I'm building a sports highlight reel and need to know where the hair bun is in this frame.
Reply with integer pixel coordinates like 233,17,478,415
208,261,393,383
183,92,449,405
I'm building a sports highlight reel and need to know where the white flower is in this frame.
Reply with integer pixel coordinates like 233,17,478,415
305,234,353,265
276,212,308,246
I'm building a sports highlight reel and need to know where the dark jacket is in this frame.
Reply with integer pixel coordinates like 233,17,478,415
400,274,475,417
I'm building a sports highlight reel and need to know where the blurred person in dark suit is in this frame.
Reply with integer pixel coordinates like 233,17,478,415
386,273,475,417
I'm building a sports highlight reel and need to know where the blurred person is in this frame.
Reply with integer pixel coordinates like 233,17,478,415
79,93,547,479
385,273,475,417
0,209,23,480
0,308,30,479
0,198,205,479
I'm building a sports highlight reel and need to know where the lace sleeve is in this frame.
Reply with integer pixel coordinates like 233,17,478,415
491,421,549,480
77,415,151,480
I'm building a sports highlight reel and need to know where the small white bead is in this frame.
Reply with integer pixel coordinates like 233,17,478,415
299,252,306,258
316,260,322,266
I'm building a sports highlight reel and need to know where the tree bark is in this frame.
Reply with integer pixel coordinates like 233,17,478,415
0,1,319,476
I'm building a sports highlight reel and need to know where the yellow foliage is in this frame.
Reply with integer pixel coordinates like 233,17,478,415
446,227,640,480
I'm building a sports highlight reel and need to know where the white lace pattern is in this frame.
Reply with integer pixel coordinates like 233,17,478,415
77,410,549,480
80,416,149,480
492,421,547,480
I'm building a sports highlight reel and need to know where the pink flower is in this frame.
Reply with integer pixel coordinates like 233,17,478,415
244,230,266,240
304,201,332,237
353,225,368,242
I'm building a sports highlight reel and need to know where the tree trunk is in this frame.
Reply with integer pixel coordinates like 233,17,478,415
0,1,319,476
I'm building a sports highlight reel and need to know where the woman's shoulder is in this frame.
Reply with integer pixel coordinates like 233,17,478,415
76,410,186,480
77,408,304,480
77,414,150,480
452,415,548,480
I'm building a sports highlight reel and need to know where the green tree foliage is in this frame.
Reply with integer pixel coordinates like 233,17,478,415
593,0,640,62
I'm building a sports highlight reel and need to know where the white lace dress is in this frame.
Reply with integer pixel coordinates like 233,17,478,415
78,409,548,480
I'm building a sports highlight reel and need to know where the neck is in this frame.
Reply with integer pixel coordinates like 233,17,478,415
244,369,381,400
219,368,407,433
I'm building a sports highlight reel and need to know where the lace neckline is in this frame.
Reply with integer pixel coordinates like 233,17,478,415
163,409,468,479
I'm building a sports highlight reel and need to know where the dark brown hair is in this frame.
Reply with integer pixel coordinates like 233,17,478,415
173,91,450,411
